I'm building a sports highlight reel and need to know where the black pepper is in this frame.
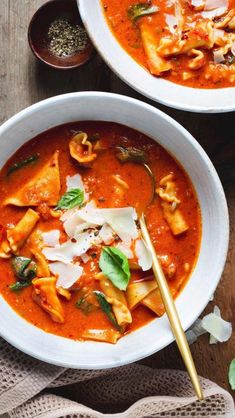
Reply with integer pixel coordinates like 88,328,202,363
48,19,88,57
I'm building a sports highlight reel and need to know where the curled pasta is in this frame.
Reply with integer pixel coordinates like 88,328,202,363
156,174,189,236
32,276,64,323
157,21,214,57
30,247,50,277
188,49,205,70
96,273,132,326
7,209,40,254
69,133,97,166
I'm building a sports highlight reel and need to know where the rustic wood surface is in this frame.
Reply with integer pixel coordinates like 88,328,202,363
0,0,234,400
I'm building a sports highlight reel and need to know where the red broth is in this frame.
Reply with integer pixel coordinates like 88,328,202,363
0,122,201,342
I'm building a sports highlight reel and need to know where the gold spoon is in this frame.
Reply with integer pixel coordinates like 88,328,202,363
115,148,203,399
139,165,203,401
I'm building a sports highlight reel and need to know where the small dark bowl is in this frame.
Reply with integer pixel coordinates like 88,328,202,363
28,0,95,70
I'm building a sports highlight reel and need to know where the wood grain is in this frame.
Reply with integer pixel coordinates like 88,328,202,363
0,0,234,399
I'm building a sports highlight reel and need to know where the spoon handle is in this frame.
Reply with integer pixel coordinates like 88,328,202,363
140,213,203,401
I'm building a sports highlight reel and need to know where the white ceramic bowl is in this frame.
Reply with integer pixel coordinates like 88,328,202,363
78,0,235,113
0,92,229,368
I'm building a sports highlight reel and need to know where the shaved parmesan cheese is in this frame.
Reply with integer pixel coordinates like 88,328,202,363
201,312,232,343
231,42,235,56
213,28,225,42
49,261,83,289
101,208,138,242
42,230,60,247
201,6,227,18
62,208,95,238
66,173,86,193
186,330,198,345
116,241,134,259
186,318,207,344
135,239,152,271
213,49,225,63
204,0,227,10
165,14,178,33
43,231,98,263
191,0,205,7
80,253,90,263
209,305,221,344
77,204,138,242
99,223,115,245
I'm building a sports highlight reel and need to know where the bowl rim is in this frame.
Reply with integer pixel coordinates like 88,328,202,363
78,0,235,113
0,92,229,368
28,0,96,70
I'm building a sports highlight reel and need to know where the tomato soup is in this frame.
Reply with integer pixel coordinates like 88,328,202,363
101,0,235,88
0,122,201,343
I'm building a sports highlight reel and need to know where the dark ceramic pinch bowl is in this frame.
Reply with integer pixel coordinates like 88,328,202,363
28,0,95,70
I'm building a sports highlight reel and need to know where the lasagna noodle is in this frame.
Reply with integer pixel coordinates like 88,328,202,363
0,238,11,259
157,21,214,57
30,247,50,277
97,273,132,326
4,151,61,206
140,21,172,75
142,286,177,316
156,174,189,235
32,276,64,323
7,209,40,254
126,280,158,310
82,329,120,344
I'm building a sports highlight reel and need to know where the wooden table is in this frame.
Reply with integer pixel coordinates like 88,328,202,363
1,0,234,399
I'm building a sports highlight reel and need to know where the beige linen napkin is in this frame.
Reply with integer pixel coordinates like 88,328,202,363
0,338,234,418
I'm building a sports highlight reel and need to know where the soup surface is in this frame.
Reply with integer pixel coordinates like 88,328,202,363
101,0,235,88
0,122,201,343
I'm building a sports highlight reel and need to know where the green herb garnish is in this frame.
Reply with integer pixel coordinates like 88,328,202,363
94,291,120,330
12,256,37,281
224,52,235,66
7,154,39,176
228,358,235,390
89,133,100,142
10,281,32,292
56,188,84,210
75,296,97,315
127,2,159,21
99,247,130,291
116,145,148,163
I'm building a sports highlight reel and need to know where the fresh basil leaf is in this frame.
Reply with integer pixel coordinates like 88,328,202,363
10,280,32,292
229,358,235,390
7,154,39,176
12,256,37,280
99,247,130,291
94,291,120,330
128,2,159,21
56,188,84,210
